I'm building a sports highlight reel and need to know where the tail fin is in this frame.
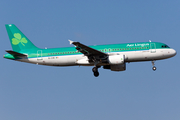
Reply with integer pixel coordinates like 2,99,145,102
5,24,38,52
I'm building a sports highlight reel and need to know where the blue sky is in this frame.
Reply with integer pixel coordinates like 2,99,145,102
1,0,180,120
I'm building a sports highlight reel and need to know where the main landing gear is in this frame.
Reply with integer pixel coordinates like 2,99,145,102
152,61,157,71
92,66,100,77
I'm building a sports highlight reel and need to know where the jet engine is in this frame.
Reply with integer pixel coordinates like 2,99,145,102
103,54,126,71
108,54,125,65
103,64,126,71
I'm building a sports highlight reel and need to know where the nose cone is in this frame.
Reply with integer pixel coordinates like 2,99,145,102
171,49,177,57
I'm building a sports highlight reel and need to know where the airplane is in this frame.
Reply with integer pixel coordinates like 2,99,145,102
4,24,177,77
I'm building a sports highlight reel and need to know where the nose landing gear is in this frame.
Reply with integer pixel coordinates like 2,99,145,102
152,61,157,71
92,66,100,77
152,66,157,71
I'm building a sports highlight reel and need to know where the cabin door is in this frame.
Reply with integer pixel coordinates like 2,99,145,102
37,50,43,60
150,43,156,53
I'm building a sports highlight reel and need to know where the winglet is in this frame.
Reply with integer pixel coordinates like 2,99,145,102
68,39,74,45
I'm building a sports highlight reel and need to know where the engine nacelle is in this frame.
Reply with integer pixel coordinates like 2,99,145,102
110,64,126,71
103,63,126,71
108,54,125,65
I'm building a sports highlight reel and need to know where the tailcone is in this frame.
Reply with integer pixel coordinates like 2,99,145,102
3,53,16,60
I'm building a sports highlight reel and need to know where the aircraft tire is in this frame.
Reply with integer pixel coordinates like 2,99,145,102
94,71,99,77
92,67,98,72
152,66,157,71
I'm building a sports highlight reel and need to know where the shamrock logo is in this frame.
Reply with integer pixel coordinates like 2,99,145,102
12,33,28,46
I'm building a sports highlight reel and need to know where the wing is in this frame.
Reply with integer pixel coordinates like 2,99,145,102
69,40,107,56
69,40,108,63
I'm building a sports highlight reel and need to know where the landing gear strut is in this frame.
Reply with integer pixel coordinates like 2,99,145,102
152,61,157,71
92,66,100,77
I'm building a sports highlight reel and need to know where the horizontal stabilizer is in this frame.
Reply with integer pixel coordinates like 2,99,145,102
6,50,27,57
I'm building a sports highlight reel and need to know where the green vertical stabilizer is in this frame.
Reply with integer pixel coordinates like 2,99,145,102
5,24,38,52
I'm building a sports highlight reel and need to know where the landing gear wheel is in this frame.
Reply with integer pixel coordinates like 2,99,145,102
92,67,98,72
92,66,100,77
94,72,99,77
152,66,156,71
151,61,157,71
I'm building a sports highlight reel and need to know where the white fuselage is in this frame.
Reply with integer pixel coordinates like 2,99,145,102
18,48,176,66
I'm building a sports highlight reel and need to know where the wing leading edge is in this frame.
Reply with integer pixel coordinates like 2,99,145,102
68,40,107,56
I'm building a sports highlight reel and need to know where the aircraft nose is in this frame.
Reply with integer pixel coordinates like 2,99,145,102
171,49,177,57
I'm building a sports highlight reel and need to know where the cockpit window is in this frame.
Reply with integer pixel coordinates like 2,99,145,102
162,45,170,48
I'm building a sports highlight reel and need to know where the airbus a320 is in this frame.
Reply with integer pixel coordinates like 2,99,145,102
4,24,176,77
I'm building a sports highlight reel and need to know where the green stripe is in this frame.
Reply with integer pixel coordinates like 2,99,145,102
4,42,171,59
